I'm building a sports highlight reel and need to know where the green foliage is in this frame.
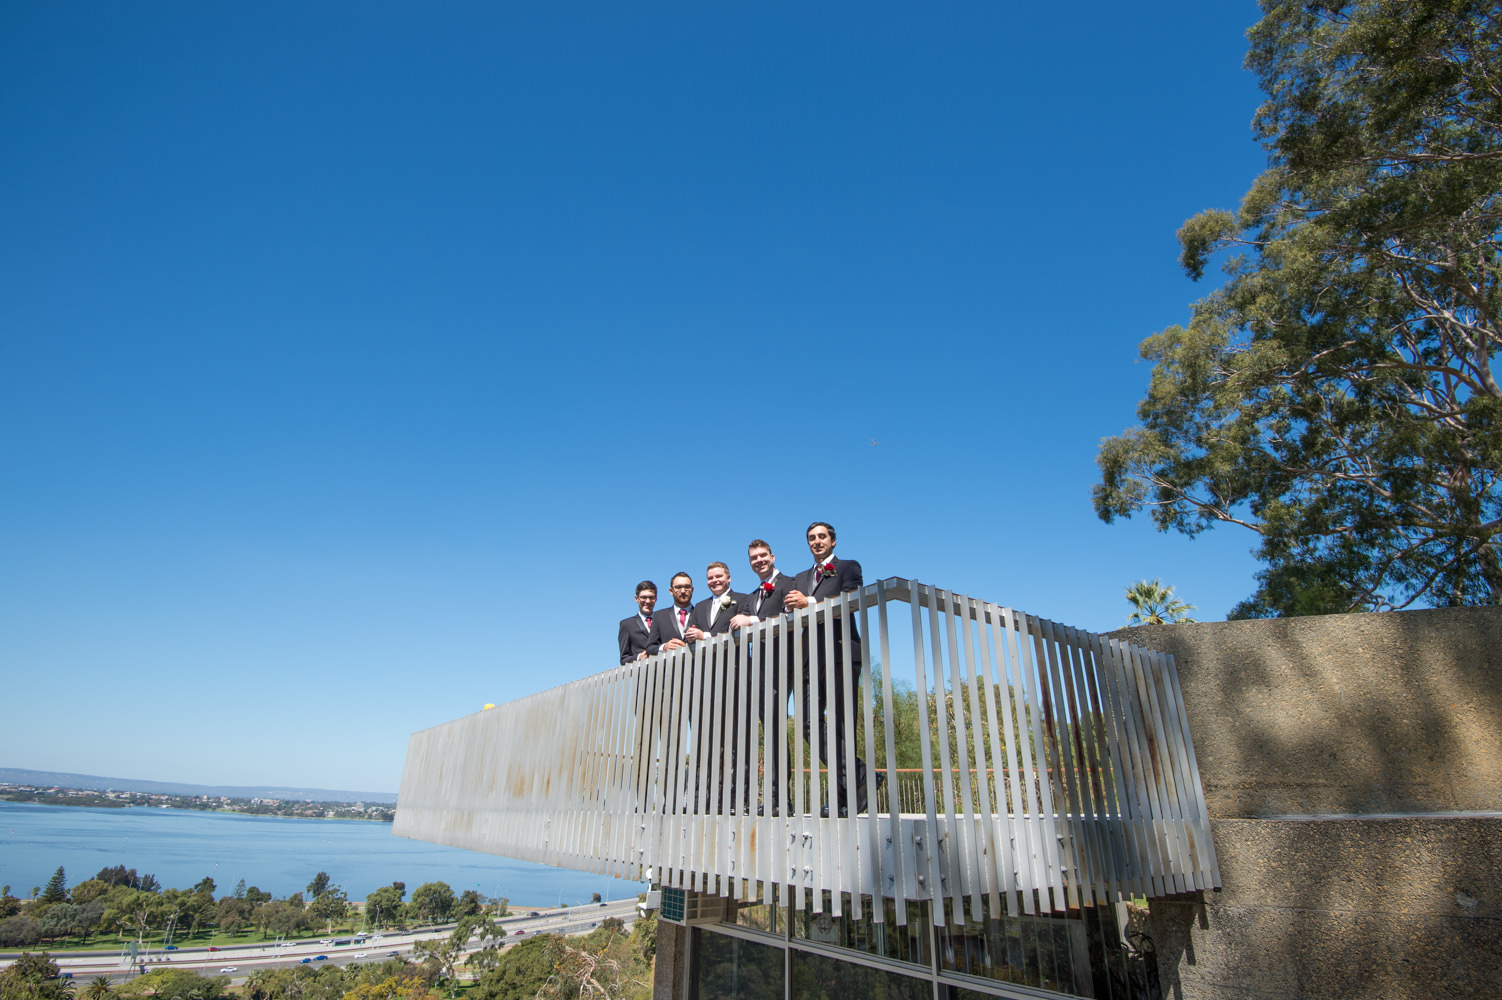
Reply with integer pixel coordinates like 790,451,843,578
1124,579,1198,625
93,867,154,892
468,935,557,1000
409,881,457,925
413,933,463,989
116,969,229,999
41,867,68,904
1095,0,1502,614
456,888,484,918
306,872,333,899
449,913,498,950
365,884,408,930
307,885,349,931
467,926,653,1000
0,952,79,1000
244,958,432,1000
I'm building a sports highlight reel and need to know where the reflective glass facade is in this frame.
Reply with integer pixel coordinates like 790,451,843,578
687,891,1156,1000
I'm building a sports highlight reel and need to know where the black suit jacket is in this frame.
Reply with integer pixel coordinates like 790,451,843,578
745,570,797,621
688,591,748,636
618,612,655,665
792,555,864,673
645,603,695,655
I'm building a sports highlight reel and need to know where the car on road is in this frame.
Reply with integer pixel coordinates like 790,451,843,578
164,945,178,951
300,958,312,964
354,952,367,958
314,955,329,961
208,946,220,952
514,930,525,936
219,967,237,973
385,950,399,957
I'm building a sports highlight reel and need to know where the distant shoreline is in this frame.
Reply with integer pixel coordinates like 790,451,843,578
0,784,395,823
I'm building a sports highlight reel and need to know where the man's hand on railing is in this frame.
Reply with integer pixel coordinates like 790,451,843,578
661,637,687,651
784,589,809,610
728,613,757,630
684,625,705,642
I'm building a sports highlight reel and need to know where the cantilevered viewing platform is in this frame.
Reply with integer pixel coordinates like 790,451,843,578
394,577,1218,928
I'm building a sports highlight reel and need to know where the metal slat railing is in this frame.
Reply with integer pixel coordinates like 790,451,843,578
394,578,1219,924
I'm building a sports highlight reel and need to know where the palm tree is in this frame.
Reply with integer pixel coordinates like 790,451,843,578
1125,579,1197,625
83,976,114,999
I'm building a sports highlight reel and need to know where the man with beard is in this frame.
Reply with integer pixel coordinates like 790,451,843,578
645,573,696,655
729,540,796,813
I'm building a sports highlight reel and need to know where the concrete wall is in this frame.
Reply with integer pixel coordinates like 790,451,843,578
1112,607,1502,1000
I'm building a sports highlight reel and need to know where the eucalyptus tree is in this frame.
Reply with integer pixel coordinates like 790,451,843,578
1095,0,1502,615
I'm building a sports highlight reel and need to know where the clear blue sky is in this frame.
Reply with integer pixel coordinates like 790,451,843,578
2,1,1268,794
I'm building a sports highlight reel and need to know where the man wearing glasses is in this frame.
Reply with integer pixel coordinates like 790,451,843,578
646,572,697,655
618,580,658,664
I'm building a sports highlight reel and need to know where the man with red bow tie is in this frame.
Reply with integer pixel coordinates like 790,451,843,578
785,521,879,817
729,540,796,812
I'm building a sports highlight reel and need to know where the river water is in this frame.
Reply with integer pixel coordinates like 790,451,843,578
0,801,635,906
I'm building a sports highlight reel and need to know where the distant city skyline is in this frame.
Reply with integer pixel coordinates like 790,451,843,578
3,2,1268,793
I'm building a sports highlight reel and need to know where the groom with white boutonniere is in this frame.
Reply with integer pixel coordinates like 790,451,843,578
681,560,749,812
684,561,747,642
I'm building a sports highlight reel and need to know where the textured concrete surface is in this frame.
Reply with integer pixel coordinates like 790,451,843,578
653,919,687,1000
1150,818,1502,1000
1109,606,1502,817
1107,608,1502,1000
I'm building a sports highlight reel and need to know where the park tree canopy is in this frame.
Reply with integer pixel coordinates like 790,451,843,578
1094,0,1501,615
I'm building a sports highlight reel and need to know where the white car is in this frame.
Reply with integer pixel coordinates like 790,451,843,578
219,966,238,973
354,952,368,959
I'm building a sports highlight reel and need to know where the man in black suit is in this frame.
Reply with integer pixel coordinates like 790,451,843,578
617,580,658,665
684,561,748,641
729,539,797,813
683,561,750,812
645,573,696,655
785,521,880,816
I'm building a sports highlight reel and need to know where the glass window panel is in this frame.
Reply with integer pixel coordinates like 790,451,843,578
730,896,779,935
791,893,931,969
791,948,930,1000
941,986,1006,1000
691,927,786,1000
935,893,1138,998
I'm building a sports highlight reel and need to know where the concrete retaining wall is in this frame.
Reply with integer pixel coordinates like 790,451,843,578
1112,607,1502,999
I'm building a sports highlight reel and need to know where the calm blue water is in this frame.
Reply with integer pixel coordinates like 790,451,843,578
0,801,638,906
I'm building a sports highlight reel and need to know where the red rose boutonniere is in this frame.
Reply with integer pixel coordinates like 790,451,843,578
760,581,775,594
817,561,835,581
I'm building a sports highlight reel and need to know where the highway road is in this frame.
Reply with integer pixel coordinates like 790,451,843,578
11,898,644,987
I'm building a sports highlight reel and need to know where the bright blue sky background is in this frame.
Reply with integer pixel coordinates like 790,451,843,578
3,1,1268,794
